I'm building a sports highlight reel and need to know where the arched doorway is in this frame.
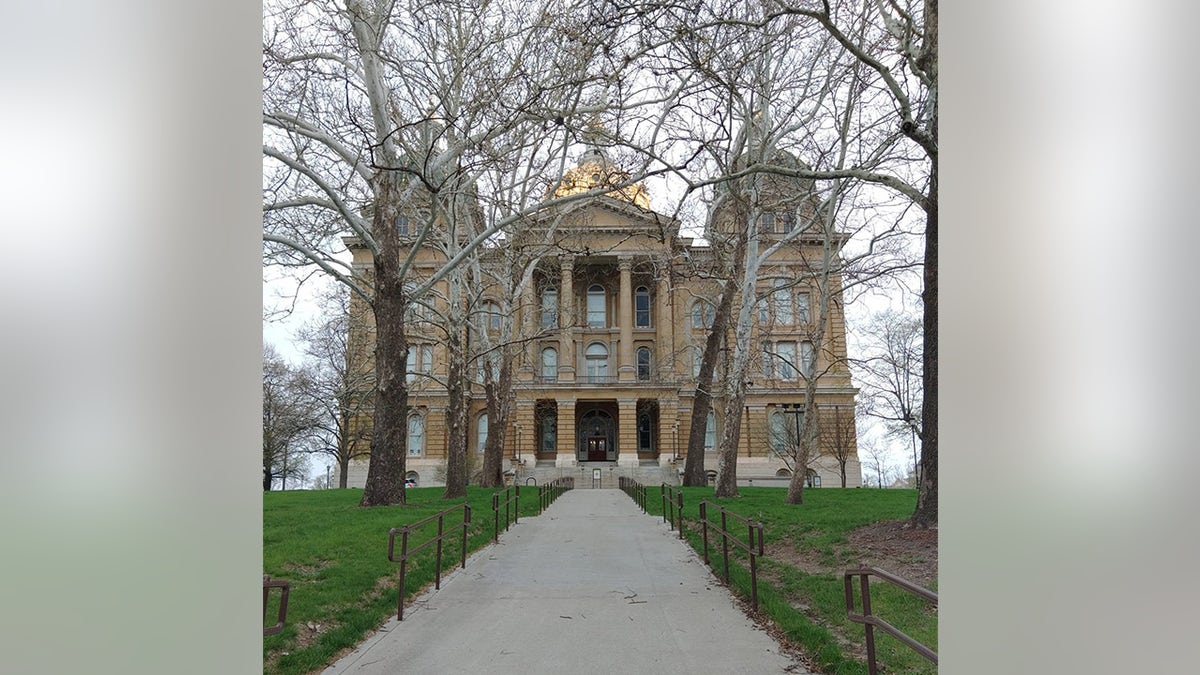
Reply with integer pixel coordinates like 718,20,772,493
577,409,615,461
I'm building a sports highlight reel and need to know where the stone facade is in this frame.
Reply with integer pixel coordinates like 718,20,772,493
337,152,861,489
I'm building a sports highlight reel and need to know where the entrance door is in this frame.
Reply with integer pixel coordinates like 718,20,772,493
586,437,607,461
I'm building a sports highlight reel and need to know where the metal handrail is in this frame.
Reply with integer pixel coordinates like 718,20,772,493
660,483,684,538
263,575,290,636
539,477,573,512
618,476,647,512
387,503,472,620
492,486,521,542
698,501,766,611
843,566,938,674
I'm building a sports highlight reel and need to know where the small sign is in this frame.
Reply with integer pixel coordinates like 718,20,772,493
592,468,601,481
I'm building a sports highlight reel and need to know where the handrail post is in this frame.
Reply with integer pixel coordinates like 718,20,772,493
720,509,730,583
398,528,409,620
435,513,444,590
860,573,877,675
748,522,758,610
676,492,684,538
700,502,709,565
493,493,500,542
461,505,471,569
515,485,520,523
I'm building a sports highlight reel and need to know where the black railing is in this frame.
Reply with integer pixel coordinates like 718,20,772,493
618,476,647,512
387,503,472,620
844,567,938,674
660,483,684,539
539,477,574,511
698,500,766,611
262,575,290,637
492,486,520,542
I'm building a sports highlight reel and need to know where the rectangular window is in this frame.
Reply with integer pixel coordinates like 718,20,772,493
761,341,774,379
780,212,794,232
692,346,703,377
773,279,794,324
801,341,815,378
797,292,810,323
398,215,410,235
542,289,558,329
757,294,770,325
777,341,797,381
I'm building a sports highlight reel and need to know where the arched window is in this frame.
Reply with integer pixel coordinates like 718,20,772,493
408,413,425,457
638,411,653,451
635,286,651,327
477,413,488,453
541,287,558,329
636,346,652,381
541,347,558,380
586,284,606,327
585,342,608,381
704,411,717,450
691,300,715,329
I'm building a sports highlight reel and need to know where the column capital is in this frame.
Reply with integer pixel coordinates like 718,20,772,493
559,254,575,270
617,254,633,270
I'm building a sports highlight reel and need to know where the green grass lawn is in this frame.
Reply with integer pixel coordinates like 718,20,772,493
638,485,936,675
262,486,547,675
264,485,934,675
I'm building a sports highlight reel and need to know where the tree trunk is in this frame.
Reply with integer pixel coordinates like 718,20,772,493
911,168,937,527
681,289,729,487
478,354,512,488
360,179,409,506
682,251,744,486
443,277,469,499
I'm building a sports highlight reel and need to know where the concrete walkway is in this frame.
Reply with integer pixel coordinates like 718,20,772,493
325,489,809,674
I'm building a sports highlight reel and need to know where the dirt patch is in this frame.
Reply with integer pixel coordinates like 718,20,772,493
844,520,937,589
765,519,937,590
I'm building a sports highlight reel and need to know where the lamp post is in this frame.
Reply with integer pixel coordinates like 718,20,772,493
326,464,331,490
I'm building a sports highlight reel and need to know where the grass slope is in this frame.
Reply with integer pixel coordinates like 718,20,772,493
262,486,545,675
639,486,936,675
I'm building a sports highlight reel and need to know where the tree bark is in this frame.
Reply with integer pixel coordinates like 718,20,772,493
910,0,938,528
360,179,410,506
442,272,470,499
911,166,937,527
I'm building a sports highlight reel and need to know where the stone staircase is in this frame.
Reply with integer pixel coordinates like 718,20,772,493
509,461,680,489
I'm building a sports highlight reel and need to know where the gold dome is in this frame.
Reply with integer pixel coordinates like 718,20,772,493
550,150,651,210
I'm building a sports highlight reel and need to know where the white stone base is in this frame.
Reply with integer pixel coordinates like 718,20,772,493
617,455,640,468
554,453,577,468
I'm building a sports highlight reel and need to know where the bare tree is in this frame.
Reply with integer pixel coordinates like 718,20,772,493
855,308,922,485
773,0,938,526
263,0,655,504
263,344,315,490
294,285,375,488
859,437,892,489
819,404,857,488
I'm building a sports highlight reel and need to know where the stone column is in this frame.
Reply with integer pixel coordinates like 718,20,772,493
519,281,536,381
617,398,639,467
617,255,634,382
555,397,577,467
658,397,679,467
656,266,675,377
558,256,576,382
